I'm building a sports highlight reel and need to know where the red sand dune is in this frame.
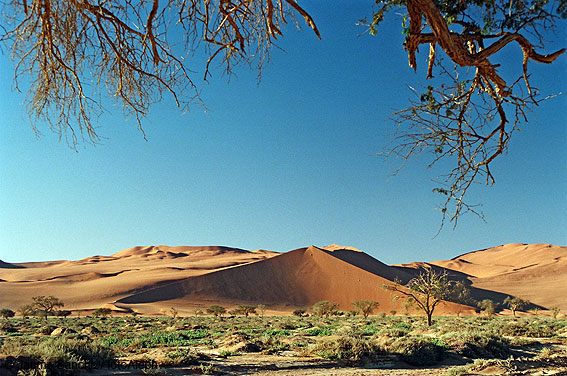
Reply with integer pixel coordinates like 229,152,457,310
116,246,472,315
1,243,564,315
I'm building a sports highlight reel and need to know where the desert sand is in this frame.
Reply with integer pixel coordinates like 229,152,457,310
0,243,565,315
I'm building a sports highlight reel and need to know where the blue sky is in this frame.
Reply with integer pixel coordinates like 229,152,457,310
1,2,566,265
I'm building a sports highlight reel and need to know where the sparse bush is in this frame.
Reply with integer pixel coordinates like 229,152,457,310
312,301,338,317
18,304,35,318
443,330,510,359
206,305,226,318
504,296,529,318
31,296,64,320
352,300,379,318
312,333,381,362
478,299,497,317
170,307,179,319
551,306,561,319
92,308,112,317
54,310,72,317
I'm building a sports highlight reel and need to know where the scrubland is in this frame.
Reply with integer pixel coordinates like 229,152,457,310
1,314,566,375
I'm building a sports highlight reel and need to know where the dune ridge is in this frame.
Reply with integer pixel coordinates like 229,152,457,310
1,243,564,314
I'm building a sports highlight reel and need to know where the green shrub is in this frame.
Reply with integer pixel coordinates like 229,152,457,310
444,330,510,359
389,336,447,366
312,334,380,362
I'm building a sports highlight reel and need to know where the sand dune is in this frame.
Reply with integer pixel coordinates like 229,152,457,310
1,243,564,315
117,246,473,315
0,245,278,312
430,243,567,311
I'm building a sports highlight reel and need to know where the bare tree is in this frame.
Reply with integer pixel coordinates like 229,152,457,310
352,300,379,318
384,267,464,326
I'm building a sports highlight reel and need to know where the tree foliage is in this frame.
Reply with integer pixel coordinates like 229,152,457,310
206,304,226,317
312,301,339,317
503,296,529,317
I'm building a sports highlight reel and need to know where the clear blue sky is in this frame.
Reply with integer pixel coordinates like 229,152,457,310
1,2,566,265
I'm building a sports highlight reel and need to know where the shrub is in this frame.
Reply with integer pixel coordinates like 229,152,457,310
312,334,381,362
0,308,15,318
389,336,447,366
292,309,306,317
92,308,112,317
206,305,226,318
352,300,379,318
312,301,338,317
443,330,510,359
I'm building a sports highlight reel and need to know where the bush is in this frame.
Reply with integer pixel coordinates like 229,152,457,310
443,330,510,359
389,336,447,366
0,309,15,318
312,301,338,317
312,334,381,362
292,309,306,317
92,308,112,317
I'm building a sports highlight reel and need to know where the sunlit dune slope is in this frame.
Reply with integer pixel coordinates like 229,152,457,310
430,243,567,310
0,246,277,311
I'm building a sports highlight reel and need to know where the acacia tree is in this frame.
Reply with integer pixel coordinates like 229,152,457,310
504,296,529,317
384,267,467,326
32,295,64,320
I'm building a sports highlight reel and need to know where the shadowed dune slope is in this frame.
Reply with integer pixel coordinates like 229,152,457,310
0,246,277,311
117,246,470,314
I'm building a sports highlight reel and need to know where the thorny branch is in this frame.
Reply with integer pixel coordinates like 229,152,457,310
387,0,565,227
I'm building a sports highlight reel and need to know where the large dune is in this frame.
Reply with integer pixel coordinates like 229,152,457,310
1,243,564,315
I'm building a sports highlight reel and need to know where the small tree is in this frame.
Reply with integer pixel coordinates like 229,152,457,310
311,301,338,317
257,304,267,318
452,282,475,317
206,305,226,318
384,267,461,326
503,297,529,318
352,300,379,319
18,304,34,318
478,299,497,317
234,305,257,317
170,307,179,319
92,308,112,317
0,309,15,319
551,306,561,319
32,296,64,320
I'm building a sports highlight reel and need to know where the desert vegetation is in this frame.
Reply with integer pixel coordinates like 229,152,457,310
1,310,566,375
